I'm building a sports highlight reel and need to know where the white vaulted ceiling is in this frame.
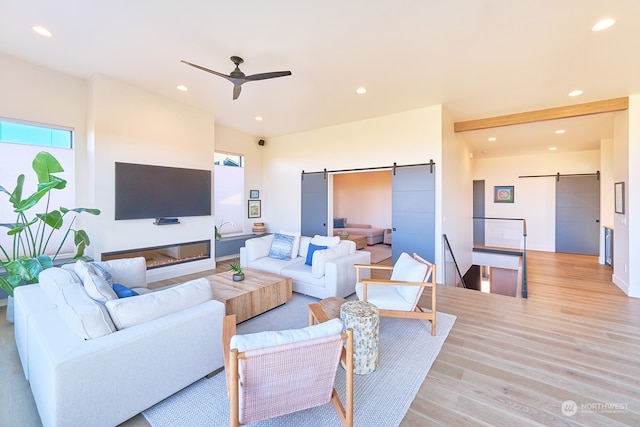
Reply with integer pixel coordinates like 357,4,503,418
1,1,639,157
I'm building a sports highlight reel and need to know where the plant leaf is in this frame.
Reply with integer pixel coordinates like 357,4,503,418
61,207,101,215
36,210,64,230
8,174,25,207
32,151,65,186
14,179,62,212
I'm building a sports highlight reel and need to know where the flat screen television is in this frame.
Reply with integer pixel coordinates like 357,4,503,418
115,162,211,220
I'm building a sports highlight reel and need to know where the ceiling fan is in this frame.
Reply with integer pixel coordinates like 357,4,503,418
181,56,292,100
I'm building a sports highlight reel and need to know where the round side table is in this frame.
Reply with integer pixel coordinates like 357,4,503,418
340,300,379,374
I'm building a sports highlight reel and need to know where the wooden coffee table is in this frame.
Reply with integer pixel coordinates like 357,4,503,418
206,268,292,323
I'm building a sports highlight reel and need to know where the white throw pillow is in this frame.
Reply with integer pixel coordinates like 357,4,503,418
83,266,118,303
105,278,213,330
390,252,430,303
56,283,116,339
311,235,340,248
246,234,275,262
298,236,312,258
279,230,301,258
231,318,344,352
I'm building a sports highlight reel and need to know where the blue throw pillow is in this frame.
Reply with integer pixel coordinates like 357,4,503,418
333,218,346,228
268,233,295,260
305,243,327,266
112,283,139,298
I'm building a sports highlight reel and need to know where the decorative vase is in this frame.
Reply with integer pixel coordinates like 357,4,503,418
232,273,245,282
6,295,14,324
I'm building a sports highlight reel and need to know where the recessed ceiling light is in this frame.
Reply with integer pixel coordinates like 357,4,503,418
356,87,367,95
176,85,188,91
488,137,496,141
591,18,615,32
568,89,583,97
32,26,52,37
255,116,263,121
549,147,558,151
555,129,565,134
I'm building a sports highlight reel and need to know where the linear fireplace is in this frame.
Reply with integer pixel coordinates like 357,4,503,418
102,240,211,270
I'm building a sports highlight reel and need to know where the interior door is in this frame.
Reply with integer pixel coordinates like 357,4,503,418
301,172,328,237
391,165,436,263
555,175,600,255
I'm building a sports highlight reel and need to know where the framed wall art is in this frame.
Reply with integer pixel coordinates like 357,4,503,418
249,189,259,199
248,199,261,218
615,182,625,214
494,185,514,203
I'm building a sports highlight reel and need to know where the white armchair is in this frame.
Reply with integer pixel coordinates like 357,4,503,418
354,252,436,335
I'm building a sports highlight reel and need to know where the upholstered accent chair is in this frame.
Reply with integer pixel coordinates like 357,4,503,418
355,252,437,335
222,315,354,426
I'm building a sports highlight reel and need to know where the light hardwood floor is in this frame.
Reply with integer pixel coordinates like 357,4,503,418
2,251,639,426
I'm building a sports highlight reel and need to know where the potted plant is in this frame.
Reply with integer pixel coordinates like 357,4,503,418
0,151,100,321
230,260,244,281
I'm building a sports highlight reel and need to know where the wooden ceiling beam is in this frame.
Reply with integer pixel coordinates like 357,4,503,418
453,97,628,133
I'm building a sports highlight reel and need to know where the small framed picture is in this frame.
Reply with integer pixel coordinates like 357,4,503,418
249,189,259,199
615,182,625,214
248,200,261,218
494,185,514,203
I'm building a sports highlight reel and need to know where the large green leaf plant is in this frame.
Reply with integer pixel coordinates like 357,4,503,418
0,151,100,296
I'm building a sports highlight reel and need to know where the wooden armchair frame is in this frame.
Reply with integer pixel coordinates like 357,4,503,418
222,315,354,426
355,252,437,336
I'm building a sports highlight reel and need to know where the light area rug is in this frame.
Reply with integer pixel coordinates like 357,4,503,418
361,244,392,264
143,293,456,427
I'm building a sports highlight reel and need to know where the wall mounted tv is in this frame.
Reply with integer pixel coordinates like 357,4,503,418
115,162,211,220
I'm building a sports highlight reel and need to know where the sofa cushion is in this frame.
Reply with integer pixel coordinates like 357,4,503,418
39,267,81,304
333,218,347,228
56,283,116,339
231,318,344,352
268,233,296,260
305,243,327,266
311,235,340,248
310,242,351,278
391,252,429,303
83,266,119,303
105,278,213,330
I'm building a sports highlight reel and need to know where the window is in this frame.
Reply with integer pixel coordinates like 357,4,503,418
0,118,72,148
214,152,245,236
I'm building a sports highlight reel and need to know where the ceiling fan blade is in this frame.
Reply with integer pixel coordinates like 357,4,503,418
244,71,292,81
181,60,232,81
233,85,242,100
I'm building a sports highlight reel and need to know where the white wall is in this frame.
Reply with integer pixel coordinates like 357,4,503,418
214,124,262,233
265,106,445,268
599,138,614,264
0,53,88,259
472,150,600,252
629,95,640,297
441,109,474,281
88,75,216,281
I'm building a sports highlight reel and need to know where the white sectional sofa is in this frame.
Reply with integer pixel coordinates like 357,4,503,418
13,257,225,427
240,233,371,299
